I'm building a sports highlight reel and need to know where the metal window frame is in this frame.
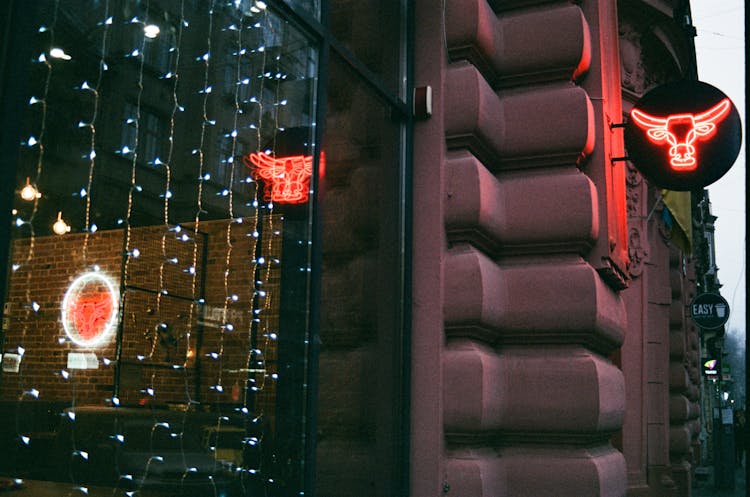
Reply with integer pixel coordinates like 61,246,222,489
268,1,413,494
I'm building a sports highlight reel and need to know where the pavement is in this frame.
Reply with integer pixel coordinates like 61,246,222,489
692,464,747,497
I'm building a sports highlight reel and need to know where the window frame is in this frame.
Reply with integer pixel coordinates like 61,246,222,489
268,0,413,494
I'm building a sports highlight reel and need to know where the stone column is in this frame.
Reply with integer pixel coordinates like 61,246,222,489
412,1,629,495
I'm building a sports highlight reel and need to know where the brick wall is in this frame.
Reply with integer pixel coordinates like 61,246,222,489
1,216,282,416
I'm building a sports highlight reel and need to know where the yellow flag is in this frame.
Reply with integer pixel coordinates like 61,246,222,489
661,190,692,255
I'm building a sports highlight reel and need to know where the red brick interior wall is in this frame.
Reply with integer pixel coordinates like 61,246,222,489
1,216,281,416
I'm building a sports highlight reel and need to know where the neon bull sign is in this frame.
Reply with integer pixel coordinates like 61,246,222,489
624,80,741,191
631,99,730,170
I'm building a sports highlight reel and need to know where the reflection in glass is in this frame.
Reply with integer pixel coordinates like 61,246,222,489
316,53,406,497
330,0,404,94
0,2,317,495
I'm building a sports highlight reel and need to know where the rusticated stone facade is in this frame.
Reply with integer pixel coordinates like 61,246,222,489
618,2,703,496
412,0,630,495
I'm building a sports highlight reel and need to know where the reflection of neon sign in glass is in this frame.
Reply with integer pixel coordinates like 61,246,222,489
630,99,731,171
61,272,119,347
244,152,313,204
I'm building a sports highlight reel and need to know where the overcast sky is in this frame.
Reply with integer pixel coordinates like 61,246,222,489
690,0,745,339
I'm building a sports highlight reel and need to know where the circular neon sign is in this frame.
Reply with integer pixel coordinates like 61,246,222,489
61,272,119,347
624,80,742,191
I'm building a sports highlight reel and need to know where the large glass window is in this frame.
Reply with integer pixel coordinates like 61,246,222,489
1,1,318,495
0,0,409,496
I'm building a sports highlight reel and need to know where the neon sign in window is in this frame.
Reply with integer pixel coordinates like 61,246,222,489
630,99,731,171
61,272,119,347
244,152,313,204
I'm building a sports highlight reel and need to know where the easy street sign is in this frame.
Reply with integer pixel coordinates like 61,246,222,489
690,292,730,330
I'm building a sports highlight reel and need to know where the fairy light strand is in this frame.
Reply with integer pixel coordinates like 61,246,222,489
6,2,312,492
121,7,150,285
215,0,249,404
11,0,62,476
119,3,160,494
151,6,184,362
150,1,185,365
188,2,216,366
241,7,277,479
18,0,60,340
164,2,200,417
81,0,112,266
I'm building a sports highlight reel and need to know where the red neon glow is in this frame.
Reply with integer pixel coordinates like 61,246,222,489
630,99,730,171
62,272,119,347
68,292,115,341
244,152,313,204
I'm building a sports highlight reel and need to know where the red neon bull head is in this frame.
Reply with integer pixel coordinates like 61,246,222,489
244,152,313,204
630,99,731,171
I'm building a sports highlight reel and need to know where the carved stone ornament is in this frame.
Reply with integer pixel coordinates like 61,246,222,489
628,227,648,278
619,16,677,99
619,21,646,95
626,162,648,278
626,163,642,217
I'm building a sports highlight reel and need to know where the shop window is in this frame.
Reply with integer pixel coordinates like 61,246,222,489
0,2,320,495
1,0,408,496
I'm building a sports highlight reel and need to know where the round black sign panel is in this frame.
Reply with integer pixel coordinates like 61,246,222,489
624,80,742,191
690,292,730,329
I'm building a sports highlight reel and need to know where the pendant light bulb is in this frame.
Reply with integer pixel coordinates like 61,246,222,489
20,177,41,201
53,211,71,235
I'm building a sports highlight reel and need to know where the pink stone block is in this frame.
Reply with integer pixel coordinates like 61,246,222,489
445,152,599,255
445,64,595,170
444,246,626,350
445,451,507,497
503,446,627,497
446,0,591,86
443,343,625,433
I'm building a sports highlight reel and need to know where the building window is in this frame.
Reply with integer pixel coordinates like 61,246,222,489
0,0,408,496
121,102,165,166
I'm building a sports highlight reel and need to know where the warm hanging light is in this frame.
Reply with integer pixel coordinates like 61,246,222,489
143,24,161,39
52,211,71,235
20,177,41,201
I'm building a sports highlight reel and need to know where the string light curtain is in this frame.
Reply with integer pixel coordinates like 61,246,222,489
1,1,319,495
